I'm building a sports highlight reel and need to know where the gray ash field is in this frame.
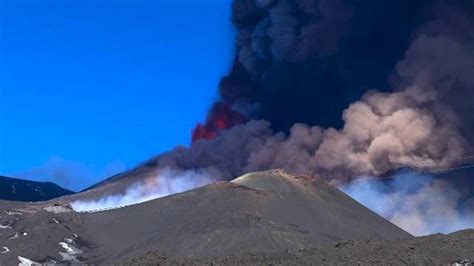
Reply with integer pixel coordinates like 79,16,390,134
128,230,474,265
0,170,472,265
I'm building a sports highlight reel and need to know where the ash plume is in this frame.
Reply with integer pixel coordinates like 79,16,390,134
82,1,474,234
209,0,436,133
155,2,474,182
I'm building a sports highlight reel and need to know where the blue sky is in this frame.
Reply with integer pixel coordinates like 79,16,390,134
0,0,234,191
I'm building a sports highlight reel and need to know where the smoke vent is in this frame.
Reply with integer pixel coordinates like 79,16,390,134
231,169,300,193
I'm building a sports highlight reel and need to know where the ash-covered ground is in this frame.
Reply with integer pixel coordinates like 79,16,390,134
0,170,472,265
128,230,474,265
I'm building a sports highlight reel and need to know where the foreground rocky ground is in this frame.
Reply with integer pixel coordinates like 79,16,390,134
0,170,472,265
127,230,474,265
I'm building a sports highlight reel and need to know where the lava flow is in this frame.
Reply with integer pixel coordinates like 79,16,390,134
192,102,247,142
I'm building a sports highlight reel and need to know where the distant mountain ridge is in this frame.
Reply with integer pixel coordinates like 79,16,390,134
0,175,74,202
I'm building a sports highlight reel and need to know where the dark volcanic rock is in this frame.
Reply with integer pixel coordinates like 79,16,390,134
0,176,74,202
1,170,468,265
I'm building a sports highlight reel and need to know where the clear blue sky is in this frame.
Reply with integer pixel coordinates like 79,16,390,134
0,0,234,191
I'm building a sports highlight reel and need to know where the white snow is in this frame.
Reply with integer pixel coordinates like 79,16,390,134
1,247,9,254
59,240,83,262
18,256,40,266
44,205,71,214
59,242,74,253
5,211,22,216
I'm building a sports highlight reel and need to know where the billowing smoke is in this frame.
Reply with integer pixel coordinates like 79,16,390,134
342,170,474,236
213,0,440,131
71,168,214,212
146,3,474,182
80,0,474,234
185,0,474,179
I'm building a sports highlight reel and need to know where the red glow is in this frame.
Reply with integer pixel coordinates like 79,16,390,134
192,103,247,143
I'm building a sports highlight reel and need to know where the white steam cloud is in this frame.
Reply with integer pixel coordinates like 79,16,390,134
71,169,214,212
342,171,474,236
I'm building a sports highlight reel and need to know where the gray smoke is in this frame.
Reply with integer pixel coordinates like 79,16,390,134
147,9,474,182
237,0,354,74
222,0,437,132
80,1,474,234
342,171,474,236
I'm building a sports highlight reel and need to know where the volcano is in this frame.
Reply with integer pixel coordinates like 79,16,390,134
1,170,472,265
0,170,413,264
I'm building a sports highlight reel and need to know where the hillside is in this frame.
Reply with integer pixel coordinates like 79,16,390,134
0,176,74,202
0,170,411,264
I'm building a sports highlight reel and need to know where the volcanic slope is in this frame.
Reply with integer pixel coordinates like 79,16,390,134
0,170,411,264
0,170,411,263
79,170,411,262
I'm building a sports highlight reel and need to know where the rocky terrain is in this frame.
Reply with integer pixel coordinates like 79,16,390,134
128,230,474,265
0,170,472,265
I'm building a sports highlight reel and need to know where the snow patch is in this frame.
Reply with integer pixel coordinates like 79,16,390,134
44,205,71,214
18,256,40,266
0,224,12,229
58,236,83,262
5,211,22,216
